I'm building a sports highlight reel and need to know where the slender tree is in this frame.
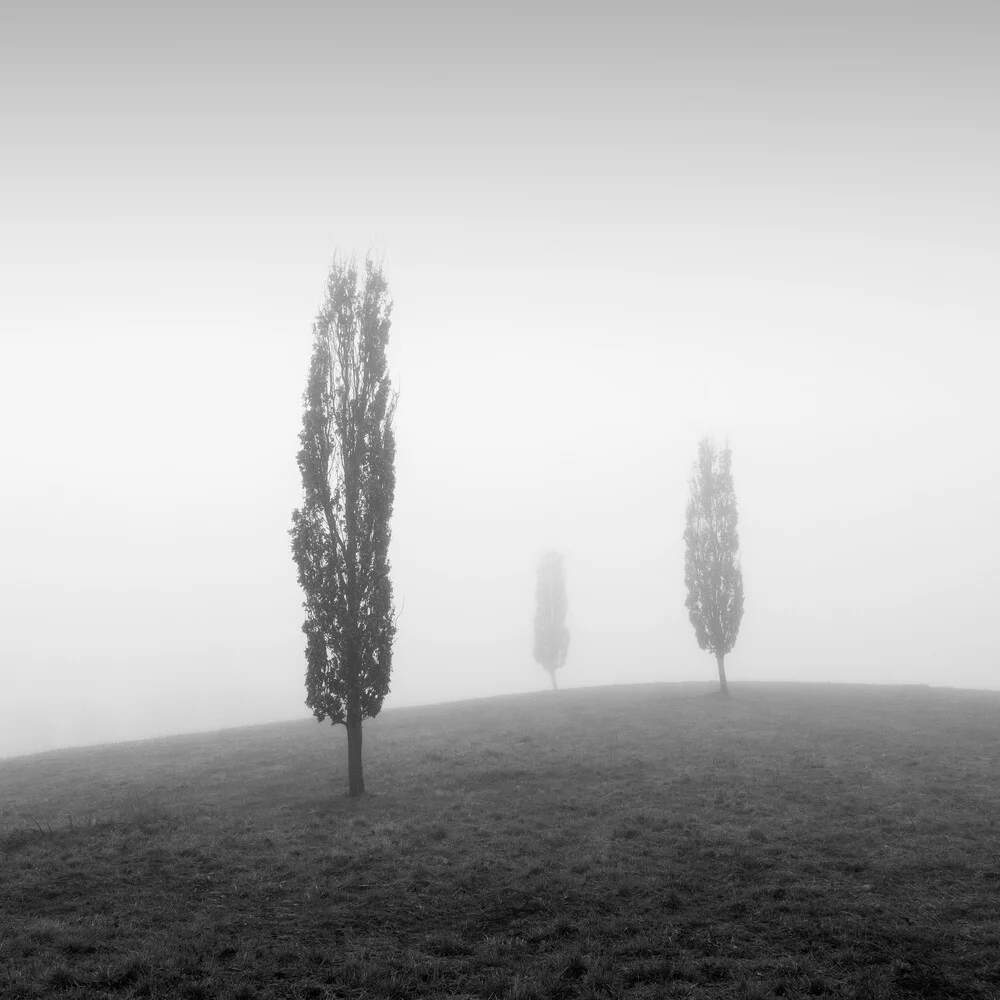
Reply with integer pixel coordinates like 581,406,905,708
684,437,744,695
534,550,569,690
290,253,397,797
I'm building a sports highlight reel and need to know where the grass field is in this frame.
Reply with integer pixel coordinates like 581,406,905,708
2,682,999,999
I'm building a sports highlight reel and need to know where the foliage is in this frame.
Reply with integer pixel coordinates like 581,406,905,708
533,550,569,689
684,437,744,691
290,253,396,793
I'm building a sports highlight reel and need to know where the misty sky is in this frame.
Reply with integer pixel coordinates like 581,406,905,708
2,2,998,758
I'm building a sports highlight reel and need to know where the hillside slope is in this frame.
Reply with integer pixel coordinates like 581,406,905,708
2,682,999,998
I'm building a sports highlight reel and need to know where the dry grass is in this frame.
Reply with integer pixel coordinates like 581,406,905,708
2,681,999,998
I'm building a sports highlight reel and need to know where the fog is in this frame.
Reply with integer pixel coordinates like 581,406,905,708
2,3,998,758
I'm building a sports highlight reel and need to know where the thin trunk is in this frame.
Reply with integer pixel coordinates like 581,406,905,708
548,669,558,691
716,652,729,695
347,716,364,796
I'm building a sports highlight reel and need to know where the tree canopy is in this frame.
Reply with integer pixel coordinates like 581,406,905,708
534,550,570,690
684,437,744,694
290,253,397,795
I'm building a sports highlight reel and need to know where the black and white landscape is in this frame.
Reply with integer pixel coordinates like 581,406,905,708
2,2,998,996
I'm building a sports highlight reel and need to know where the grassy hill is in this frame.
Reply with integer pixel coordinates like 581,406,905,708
2,682,999,999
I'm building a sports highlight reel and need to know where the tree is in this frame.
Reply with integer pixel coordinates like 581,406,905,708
290,253,397,797
684,437,744,695
534,551,569,690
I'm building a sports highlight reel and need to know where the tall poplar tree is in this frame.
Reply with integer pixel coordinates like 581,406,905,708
290,253,397,797
684,437,744,695
534,551,569,690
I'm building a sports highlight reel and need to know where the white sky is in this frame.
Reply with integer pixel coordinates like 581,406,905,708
2,2,998,757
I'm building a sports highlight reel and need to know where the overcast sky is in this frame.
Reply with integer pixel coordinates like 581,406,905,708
2,2,998,758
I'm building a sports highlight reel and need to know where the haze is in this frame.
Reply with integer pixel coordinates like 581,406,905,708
2,2,998,759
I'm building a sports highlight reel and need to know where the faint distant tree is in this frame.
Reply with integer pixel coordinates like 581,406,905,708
534,551,570,690
684,437,744,695
290,253,397,797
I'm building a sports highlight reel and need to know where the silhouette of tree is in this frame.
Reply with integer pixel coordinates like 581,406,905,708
684,438,744,694
290,253,397,796
534,551,569,690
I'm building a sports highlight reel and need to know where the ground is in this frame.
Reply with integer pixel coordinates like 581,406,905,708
1,682,999,999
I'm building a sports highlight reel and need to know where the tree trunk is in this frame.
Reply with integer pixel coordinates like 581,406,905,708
347,715,365,797
716,652,729,695
549,669,558,691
